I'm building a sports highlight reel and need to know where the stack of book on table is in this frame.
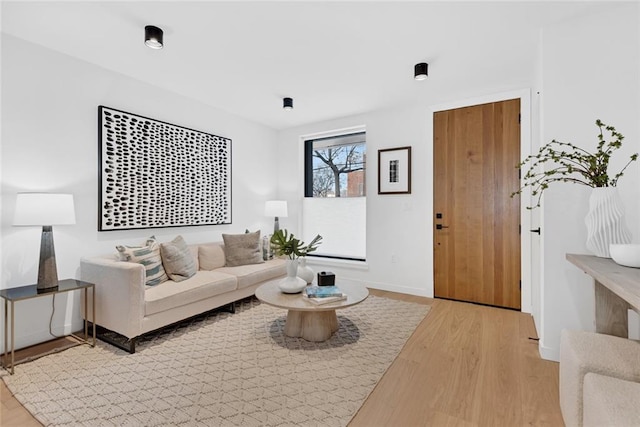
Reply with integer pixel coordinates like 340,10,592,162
303,286,346,305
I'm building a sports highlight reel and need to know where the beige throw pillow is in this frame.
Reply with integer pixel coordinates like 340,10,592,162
199,244,226,270
116,236,168,286
222,231,264,267
160,235,197,282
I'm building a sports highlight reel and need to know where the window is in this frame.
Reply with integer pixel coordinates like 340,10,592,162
302,131,366,261
305,132,366,198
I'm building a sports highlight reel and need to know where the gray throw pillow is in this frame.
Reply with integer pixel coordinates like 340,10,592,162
222,230,264,267
160,235,197,282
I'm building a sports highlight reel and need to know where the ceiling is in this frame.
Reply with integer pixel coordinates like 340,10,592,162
1,1,614,130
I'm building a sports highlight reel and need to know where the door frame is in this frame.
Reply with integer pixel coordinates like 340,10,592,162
427,89,533,313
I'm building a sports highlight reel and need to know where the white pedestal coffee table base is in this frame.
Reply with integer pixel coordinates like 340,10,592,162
284,309,339,342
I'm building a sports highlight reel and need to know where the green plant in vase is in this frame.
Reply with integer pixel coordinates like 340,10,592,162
271,229,322,292
270,229,322,259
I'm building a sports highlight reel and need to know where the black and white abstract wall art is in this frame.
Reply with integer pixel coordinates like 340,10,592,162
98,106,232,231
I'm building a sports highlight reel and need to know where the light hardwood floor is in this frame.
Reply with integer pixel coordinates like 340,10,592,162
1,291,563,427
351,290,563,426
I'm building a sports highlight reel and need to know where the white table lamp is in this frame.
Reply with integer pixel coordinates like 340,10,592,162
13,193,76,292
265,200,288,234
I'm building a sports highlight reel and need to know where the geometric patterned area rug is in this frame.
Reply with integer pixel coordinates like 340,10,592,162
2,295,430,427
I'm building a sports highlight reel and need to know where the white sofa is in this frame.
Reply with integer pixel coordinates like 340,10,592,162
80,241,286,352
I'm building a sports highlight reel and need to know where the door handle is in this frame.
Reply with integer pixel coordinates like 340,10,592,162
530,227,541,234
436,224,450,230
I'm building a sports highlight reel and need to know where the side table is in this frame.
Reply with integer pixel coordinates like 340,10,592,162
1,278,96,374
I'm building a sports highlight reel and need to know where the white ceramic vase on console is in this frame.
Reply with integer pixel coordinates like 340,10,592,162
585,187,632,258
278,259,307,293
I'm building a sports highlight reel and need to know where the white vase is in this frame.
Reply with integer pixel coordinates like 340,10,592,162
585,187,632,258
297,257,314,284
278,259,307,293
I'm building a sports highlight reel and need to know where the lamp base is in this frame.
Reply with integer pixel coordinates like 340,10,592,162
37,225,59,293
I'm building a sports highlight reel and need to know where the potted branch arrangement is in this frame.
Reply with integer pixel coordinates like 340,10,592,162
513,119,638,257
270,229,322,293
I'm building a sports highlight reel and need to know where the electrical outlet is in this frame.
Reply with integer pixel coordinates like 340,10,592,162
391,254,398,263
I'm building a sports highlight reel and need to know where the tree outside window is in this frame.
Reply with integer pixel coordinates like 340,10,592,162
308,136,366,198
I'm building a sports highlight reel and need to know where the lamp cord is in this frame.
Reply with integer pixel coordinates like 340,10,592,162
49,294,64,338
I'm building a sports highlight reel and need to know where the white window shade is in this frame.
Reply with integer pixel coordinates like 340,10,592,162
302,197,366,260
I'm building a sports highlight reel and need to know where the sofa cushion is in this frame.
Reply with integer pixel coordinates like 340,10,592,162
116,236,168,286
222,231,264,267
583,373,640,427
216,258,286,290
144,271,238,316
559,329,640,427
160,235,197,282
199,243,226,270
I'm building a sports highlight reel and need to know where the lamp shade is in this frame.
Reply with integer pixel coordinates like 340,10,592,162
265,200,288,218
14,193,76,226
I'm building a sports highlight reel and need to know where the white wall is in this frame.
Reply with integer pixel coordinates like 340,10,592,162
1,35,279,351
277,107,432,296
538,3,640,360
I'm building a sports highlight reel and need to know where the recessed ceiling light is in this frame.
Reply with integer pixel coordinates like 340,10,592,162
145,25,164,50
283,97,293,110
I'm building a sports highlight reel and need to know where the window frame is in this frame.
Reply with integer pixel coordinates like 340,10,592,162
304,131,367,198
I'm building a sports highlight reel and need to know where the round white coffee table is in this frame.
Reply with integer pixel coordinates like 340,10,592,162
255,280,369,342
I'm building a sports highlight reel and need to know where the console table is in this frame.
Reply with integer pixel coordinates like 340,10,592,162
566,254,640,338
1,279,96,374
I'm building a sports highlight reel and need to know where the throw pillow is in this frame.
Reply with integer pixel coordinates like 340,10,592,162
222,230,264,267
116,236,168,286
199,244,226,270
160,235,197,282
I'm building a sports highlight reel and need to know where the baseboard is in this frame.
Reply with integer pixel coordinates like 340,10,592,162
538,341,560,362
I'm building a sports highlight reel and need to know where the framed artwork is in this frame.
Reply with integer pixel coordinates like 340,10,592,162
98,106,232,231
378,146,412,194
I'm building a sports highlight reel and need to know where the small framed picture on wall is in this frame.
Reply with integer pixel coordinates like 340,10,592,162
378,146,412,194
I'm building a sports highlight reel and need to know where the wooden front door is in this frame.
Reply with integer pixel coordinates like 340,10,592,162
433,99,521,309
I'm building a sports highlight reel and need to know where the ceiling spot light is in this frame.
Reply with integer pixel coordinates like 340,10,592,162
145,25,164,49
414,62,428,80
283,97,293,110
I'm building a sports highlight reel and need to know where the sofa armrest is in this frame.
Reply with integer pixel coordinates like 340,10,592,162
80,256,145,339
